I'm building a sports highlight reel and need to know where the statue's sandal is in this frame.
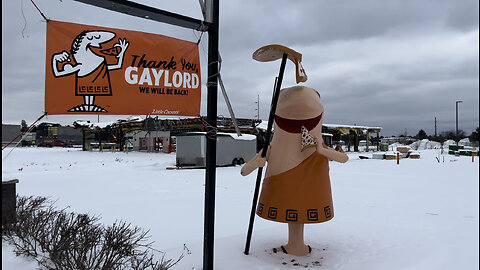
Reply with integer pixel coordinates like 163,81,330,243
273,245,312,254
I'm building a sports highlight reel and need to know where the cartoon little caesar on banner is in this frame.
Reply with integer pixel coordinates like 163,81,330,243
45,20,201,116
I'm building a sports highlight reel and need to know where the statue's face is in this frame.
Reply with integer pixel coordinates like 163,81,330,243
275,86,324,120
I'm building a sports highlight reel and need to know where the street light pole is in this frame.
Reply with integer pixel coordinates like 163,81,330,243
254,94,260,121
456,100,463,145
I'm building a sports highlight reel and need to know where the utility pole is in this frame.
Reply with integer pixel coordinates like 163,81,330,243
254,94,259,120
456,100,462,145
434,117,437,137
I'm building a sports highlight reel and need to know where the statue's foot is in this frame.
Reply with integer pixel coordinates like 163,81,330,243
273,244,311,256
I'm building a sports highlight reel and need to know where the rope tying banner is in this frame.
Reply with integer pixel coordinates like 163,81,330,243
29,0,49,22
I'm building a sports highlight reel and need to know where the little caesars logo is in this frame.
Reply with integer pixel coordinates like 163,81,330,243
52,30,129,113
151,109,179,115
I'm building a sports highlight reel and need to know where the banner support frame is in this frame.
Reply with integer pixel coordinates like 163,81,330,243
72,1,218,269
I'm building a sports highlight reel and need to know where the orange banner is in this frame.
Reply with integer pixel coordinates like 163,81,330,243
45,20,201,116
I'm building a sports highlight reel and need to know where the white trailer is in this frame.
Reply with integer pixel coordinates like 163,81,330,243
176,132,256,167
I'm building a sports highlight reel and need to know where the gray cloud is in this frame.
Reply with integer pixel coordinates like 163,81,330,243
2,0,479,137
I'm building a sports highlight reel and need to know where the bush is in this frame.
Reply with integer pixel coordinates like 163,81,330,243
2,196,182,270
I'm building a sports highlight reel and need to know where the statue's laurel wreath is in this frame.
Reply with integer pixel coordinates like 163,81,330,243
70,30,88,55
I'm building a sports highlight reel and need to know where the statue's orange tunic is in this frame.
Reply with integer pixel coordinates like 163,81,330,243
256,150,333,224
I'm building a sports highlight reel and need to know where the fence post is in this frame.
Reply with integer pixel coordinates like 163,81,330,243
2,179,19,225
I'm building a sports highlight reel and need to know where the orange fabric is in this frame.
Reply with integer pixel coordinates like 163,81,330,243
45,20,201,116
257,152,334,224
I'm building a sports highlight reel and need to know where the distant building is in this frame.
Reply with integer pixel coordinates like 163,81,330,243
2,124,21,147
36,123,83,145
380,136,417,145
322,124,382,152
75,116,262,152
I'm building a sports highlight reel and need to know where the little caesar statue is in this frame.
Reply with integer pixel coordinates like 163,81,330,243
241,85,348,256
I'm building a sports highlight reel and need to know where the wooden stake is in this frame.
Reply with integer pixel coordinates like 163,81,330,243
397,152,400,165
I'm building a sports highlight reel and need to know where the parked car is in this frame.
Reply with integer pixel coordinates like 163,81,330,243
55,140,74,147
40,139,74,147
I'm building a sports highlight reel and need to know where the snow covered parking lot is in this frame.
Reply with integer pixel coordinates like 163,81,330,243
2,147,479,269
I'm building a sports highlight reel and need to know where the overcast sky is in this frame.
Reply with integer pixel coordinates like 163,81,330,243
2,0,479,136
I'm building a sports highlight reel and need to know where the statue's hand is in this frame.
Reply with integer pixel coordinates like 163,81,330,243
314,137,349,163
240,153,266,176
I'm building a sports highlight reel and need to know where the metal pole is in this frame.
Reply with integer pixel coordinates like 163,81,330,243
456,100,462,145
203,0,219,269
218,74,242,136
366,131,370,152
456,103,458,143
244,53,288,255
74,0,206,30
256,94,260,121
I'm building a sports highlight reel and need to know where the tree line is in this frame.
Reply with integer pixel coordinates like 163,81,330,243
414,127,479,143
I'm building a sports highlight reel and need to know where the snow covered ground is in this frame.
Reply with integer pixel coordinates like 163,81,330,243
2,147,479,269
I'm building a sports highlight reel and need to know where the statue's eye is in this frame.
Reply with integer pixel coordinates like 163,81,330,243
94,35,101,39
87,36,93,40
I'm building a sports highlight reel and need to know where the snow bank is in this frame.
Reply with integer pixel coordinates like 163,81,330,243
442,139,473,147
180,131,257,140
386,142,402,151
443,139,456,146
408,139,442,150
459,138,471,146
2,148,478,270
223,133,257,141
